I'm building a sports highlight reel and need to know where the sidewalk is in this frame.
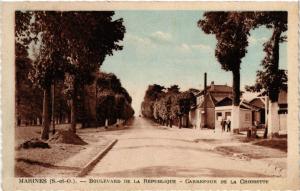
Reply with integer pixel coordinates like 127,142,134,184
39,126,127,177
39,139,112,177
157,125,287,177
15,125,118,177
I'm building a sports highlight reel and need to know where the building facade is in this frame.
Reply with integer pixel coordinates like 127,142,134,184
193,81,233,129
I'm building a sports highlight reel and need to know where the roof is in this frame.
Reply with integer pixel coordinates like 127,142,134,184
208,85,233,93
249,89,287,106
196,84,233,97
198,92,218,108
214,97,260,111
215,97,232,107
214,96,231,102
256,89,287,104
249,97,265,109
240,101,261,111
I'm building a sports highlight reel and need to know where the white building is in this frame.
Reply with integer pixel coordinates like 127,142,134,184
214,97,254,132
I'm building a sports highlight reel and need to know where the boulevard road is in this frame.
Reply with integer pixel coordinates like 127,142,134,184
87,117,281,177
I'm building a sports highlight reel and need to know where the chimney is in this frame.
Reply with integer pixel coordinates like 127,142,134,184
211,81,215,91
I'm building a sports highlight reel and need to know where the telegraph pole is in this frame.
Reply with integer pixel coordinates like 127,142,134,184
203,72,207,128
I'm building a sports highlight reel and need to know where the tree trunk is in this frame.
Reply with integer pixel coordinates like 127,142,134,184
186,114,189,128
51,83,56,135
17,118,21,126
36,117,40,125
81,85,88,128
70,81,77,133
268,101,280,137
247,130,251,138
59,102,63,124
263,124,268,139
179,117,182,129
263,96,268,138
41,86,51,140
105,118,108,129
267,28,281,138
231,68,240,133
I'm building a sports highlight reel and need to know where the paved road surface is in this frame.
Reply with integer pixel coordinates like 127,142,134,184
87,117,278,177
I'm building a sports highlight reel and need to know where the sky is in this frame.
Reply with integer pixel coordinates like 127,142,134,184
101,11,287,114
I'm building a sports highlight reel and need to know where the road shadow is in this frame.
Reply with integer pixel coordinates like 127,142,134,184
16,158,81,171
114,144,211,153
127,137,195,144
253,139,287,152
15,166,33,177
90,165,273,177
214,145,286,159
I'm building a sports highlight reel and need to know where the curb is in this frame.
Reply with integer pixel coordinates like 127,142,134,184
77,139,118,177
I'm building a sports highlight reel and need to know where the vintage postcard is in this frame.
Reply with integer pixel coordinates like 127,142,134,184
1,1,299,191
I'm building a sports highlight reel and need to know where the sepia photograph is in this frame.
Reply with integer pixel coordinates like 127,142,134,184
2,2,299,190
14,9,289,178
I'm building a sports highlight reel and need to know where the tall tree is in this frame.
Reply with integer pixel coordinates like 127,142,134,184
16,11,33,126
96,72,134,126
167,85,180,94
28,12,68,139
62,12,125,132
141,84,165,119
198,12,252,131
24,11,125,137
15,43,43,126
246,11,287,136
177,91,196,128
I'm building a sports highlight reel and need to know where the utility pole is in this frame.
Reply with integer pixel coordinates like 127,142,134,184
203,72,207,128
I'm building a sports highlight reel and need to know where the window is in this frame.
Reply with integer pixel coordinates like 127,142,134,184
225,112,231,120
216,112,222,121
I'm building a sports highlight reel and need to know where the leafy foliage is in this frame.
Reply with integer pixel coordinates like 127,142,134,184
28,11,125,89
245,12,287,102
142,84,196,127
198,12,252,71
15,13,43,126
15,11,128,137
96,72,134,124
141,84,165,118
198,12,253,105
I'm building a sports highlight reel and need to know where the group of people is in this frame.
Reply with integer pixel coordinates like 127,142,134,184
221,118,231,132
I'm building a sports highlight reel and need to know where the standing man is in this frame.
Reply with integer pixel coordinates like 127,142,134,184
227,119,231,132
221,118,226,132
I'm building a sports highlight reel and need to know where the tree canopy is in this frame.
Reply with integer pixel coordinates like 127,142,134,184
141,84,165,118
198,12,253,106
245,12,287,102
142,84,197,128
96,72,134,125
15,11,127,138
